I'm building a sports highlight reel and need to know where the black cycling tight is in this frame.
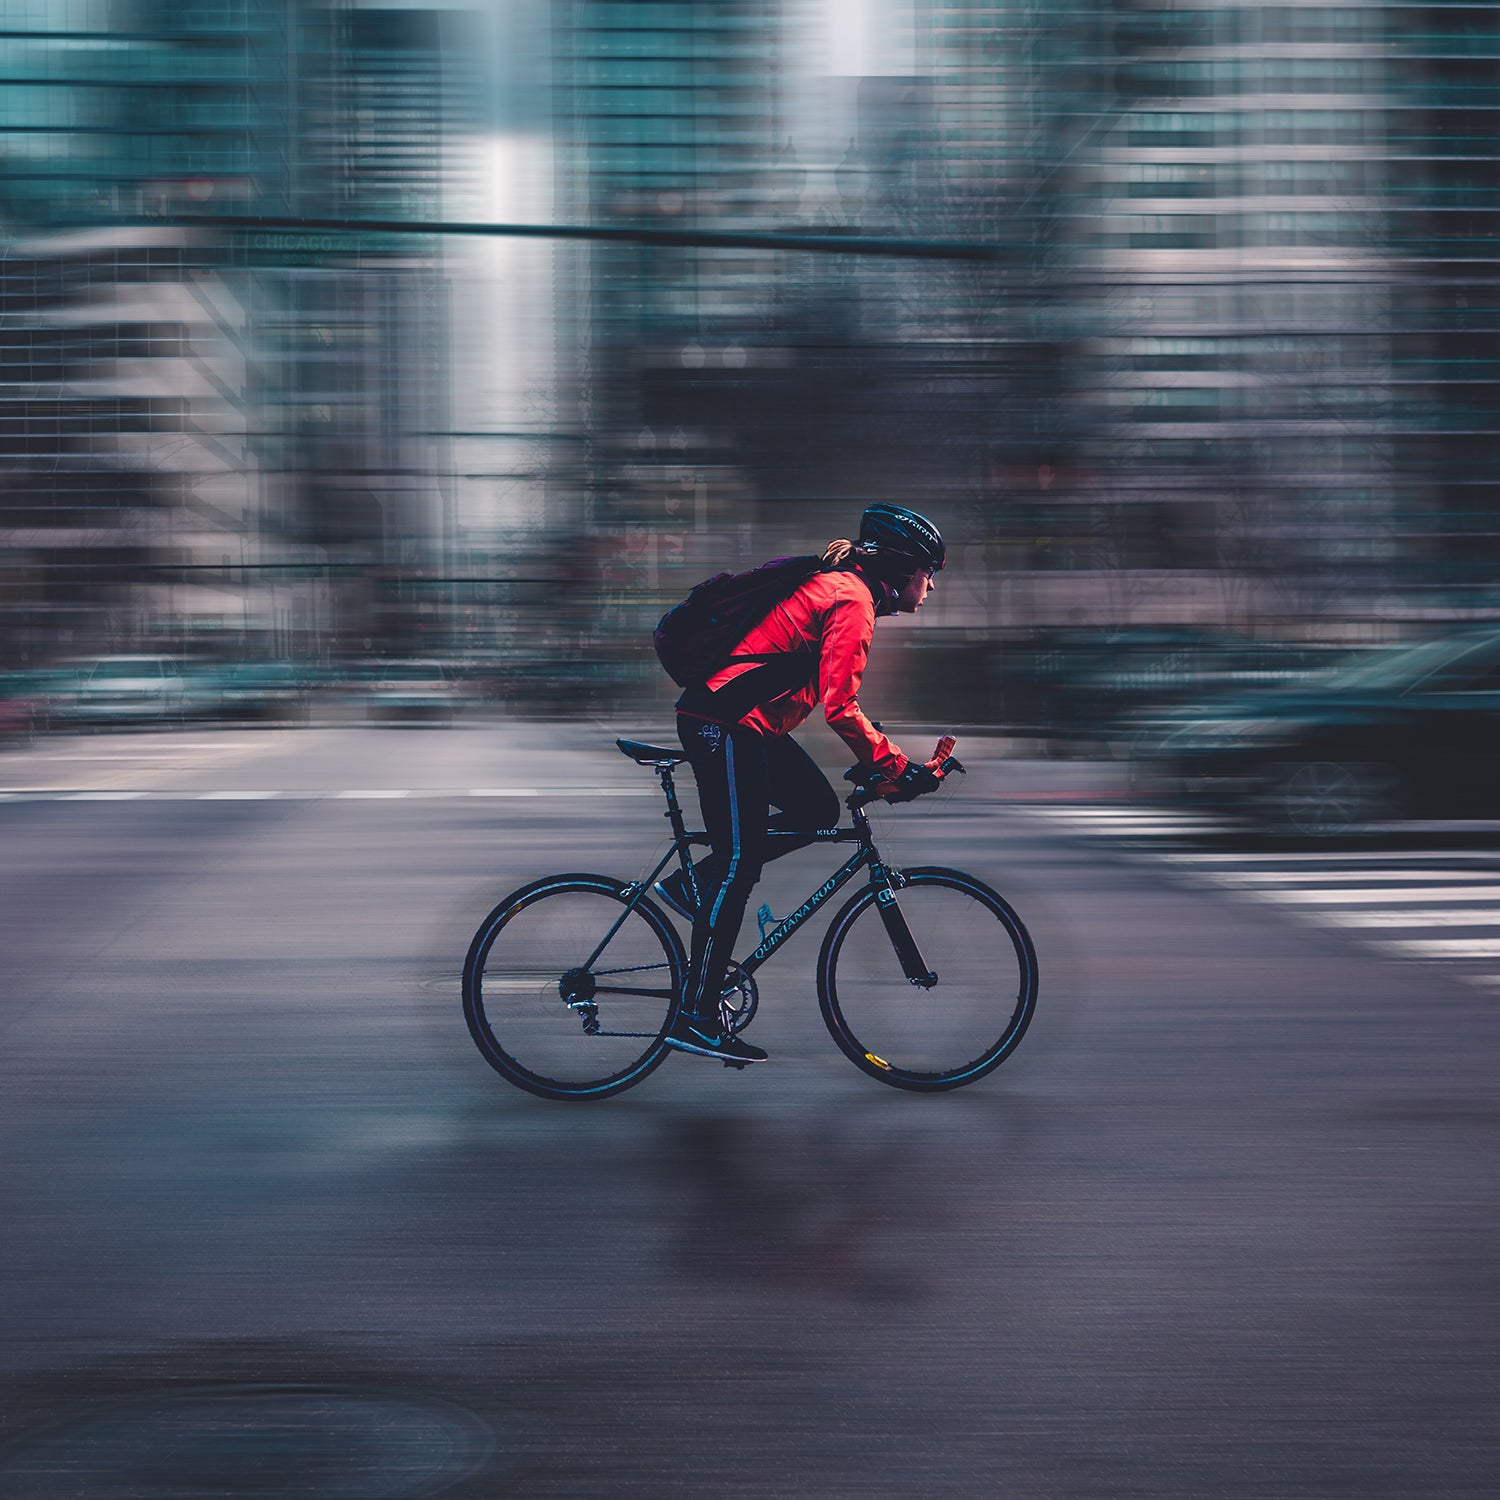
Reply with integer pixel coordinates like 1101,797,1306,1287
675,714,839,1023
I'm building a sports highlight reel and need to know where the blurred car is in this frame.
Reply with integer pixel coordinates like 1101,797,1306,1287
65,655,187,726
360,659,462,722
1050,627,1342,744
1136,627,1500,835
0,666,81,740
210,660,315,722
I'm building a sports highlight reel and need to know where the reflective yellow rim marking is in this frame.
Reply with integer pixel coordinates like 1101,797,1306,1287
864,1052,891,1070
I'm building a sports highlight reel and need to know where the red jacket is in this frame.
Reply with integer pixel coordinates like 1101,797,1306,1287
698,569,909,776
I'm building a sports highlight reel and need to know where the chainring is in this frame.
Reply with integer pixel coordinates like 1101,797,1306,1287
718,962,759,1035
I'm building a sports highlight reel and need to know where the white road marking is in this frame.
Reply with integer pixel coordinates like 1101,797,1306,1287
1021,806,1233,838
1040,818,1224,832
1378,938,1500,960
0,734,306,794
1029,800,1500,981
0,787,660,803
1311,909,1500,928
1043,807,1214,823
1225,883,1500,904
1204,870,1500,887
45,743,268,759
1162,849,1500,865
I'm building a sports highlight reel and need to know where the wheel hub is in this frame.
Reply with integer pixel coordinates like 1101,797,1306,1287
558,967,596,1006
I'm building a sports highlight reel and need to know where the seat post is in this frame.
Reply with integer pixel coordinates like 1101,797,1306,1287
658,762,691,846
850,798,876,848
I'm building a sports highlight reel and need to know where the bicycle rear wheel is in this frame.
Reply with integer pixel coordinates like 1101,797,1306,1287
462,874,685,1101
817,867,1037,1092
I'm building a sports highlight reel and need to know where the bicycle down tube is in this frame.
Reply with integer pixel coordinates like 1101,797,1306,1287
737,841,874,976
736,838,937,986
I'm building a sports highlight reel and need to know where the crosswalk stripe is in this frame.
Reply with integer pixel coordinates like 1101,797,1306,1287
1225,884,1500,904
1378,938,1500,960
1311,909,1500,929
1029,816,1225,835
1043,808,1216,823
1029,799,1500,982
1204,871,1500,888
1038,817,1223,831
1162,849,1500,865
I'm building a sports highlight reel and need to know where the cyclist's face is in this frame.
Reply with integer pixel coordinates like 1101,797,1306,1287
894,567,936,613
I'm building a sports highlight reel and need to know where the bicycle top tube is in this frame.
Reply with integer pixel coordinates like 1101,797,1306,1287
615,734,965,864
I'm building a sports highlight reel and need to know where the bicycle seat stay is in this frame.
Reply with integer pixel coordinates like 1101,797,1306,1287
616,737,689,766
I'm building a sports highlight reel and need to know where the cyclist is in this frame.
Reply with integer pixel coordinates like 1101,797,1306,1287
662,503,950,1064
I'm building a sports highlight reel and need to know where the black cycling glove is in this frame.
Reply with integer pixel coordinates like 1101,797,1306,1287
885,762,941,803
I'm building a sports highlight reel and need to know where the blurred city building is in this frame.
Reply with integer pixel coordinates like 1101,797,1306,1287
546,0,1086,714
547,0,792,700
0,1,1496,735
266,4,475,658
0,0,475,671
1060,2,1500,635
0,1,272,665
538,0,1498,728
547,0,1065,712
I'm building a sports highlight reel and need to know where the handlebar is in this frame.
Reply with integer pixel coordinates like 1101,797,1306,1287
845,737,966,810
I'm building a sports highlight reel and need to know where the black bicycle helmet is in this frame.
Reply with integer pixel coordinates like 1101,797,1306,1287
858,503,946,576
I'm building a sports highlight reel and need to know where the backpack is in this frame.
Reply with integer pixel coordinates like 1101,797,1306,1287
653,555,823,688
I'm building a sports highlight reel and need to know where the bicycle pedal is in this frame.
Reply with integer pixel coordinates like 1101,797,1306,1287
723,1059,748,1070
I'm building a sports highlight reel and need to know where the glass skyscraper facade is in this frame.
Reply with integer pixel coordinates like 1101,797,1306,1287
1052,2,1500,619
0,2,475,665
1,1,1497,722
0,0,279,660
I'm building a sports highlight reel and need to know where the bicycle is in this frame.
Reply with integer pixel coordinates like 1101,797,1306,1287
462,736,1038,1101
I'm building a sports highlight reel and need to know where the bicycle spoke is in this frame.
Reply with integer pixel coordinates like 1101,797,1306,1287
819,869,1037,1091
463,877,684,1100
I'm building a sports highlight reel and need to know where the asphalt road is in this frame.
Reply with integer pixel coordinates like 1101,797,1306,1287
1,726,1497,1497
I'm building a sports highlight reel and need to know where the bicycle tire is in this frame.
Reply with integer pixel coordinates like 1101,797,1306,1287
817,866,1038,1092
462,874,685,1101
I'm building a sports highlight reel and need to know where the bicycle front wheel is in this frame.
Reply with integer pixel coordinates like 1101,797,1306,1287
463,874,685,1101
817,867,1038,1092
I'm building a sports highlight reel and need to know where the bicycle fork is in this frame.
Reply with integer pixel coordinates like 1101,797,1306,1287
871,866,938,989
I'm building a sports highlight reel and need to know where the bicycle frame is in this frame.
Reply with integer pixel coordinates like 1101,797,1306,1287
586,757,934,988
464,740,1034,1099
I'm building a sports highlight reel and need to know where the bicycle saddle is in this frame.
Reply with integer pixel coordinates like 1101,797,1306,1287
616,737,689,765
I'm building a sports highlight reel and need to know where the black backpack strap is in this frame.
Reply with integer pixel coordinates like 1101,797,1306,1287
675,653,817,723
721,650,812,666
